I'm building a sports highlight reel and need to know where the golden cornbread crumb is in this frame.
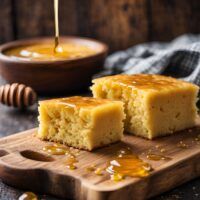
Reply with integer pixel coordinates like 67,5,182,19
37,96,125,150
91,74,199,139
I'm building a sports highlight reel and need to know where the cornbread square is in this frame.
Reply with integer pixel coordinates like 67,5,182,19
91,74,199,139
38,96,125,150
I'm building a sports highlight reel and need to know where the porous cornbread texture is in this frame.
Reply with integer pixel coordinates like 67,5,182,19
91,74,199,139
38,96,125,150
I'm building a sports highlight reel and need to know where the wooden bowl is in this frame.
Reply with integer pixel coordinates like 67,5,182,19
0,37,108,95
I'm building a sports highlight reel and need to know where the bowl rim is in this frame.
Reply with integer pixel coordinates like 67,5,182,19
0,36,108,65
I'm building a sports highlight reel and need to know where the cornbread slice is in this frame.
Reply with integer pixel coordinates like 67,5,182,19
91,74,199,139
38,96,125,150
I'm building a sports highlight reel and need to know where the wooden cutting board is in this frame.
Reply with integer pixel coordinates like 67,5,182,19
0,122,200,200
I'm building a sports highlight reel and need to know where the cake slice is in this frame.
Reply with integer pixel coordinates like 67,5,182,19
37,96,125,150
91,74,199,139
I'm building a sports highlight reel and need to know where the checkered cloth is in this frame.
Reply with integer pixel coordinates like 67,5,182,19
100,34,200,85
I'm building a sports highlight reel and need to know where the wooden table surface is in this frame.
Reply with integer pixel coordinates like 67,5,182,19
0,77,200,200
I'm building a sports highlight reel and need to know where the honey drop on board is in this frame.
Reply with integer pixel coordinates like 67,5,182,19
86,164,96,172
67,163,77,170
66,154,78,170
160,148,166,153
95,168,103,176
18,192,38,200
146,153,171,161
155,145,160,149
111,173,124,182
195,134,200,141
177,141,189,149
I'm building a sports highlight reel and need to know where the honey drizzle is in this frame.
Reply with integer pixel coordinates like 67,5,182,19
106,148,152,181
104,74,184,90
18,192,38,200
54,0,61,53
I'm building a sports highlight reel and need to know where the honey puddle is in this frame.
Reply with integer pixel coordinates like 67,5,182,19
18,192,38,200
106,148,152,181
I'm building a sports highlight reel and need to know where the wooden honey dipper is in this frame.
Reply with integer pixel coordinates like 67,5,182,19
0,83,37,108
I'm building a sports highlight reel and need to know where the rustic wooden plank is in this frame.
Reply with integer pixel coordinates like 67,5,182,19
1,0,200,50
148,0,200,41
0,0,14,43
77,0,149,51
59,0,78,36
14,0,77,39
0,121,200,200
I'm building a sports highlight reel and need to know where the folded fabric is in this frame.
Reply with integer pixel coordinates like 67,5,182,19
100,34,200,85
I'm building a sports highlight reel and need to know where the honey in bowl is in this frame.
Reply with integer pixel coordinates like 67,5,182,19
4,0,96,62
4,43,96,61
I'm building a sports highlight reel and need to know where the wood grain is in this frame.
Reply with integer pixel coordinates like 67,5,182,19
13,0,54,39
77,0,149,51
149,0,200,41
13,0,78,39
0,121,200,200
0,0,14,43
0,0,200,50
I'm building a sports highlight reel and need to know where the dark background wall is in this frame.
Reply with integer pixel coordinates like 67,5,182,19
0,0,200,51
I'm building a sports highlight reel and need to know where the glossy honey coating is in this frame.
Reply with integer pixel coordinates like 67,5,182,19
41,96,117,109
96,74,196,91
